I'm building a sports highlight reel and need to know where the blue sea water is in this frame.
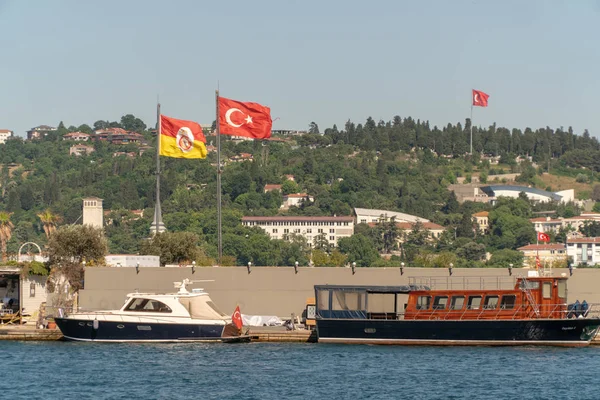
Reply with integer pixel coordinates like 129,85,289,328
1,342,599,400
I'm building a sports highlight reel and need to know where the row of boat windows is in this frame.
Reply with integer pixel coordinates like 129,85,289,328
125,298,172,313
416,295,517,311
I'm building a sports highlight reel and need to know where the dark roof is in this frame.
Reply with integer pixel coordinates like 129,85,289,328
314,284,430,293
480,185,562,201
242,216,353,222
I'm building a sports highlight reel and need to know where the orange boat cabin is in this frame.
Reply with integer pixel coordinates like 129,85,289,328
404,276,568,320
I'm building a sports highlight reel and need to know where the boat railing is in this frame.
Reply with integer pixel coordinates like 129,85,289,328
397,302,600,321
408,276,517,291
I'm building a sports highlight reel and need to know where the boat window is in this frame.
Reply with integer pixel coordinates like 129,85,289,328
500,295,516,310
520,280,539,290
206,301,228,318
557,281,567,299
450,296,464,310
467,296,482,310
483,296,499,310
542,282,552,299
433,296,448,310
317,289,330,311
125,298,172,313
416,296,431,310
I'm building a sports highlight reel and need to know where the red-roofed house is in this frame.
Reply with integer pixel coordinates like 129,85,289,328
517,243,567,267
229,153,253,162
0,129,13,144
472,211,489,234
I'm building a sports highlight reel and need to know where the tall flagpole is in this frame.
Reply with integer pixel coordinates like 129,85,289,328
215,90,222,265
470,103,474,156
150,103,166,235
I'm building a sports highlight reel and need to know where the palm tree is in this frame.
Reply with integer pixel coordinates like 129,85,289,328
0,211,14,262
37,209,62,239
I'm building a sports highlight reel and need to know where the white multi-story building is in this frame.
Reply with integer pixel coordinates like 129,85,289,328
241,216,354,247
0,129,13,144
566,237,600,266
354,207,429,224
83,197,104,229
530,212,600,234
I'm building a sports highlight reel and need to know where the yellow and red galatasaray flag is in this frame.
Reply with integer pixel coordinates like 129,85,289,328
160,115,207,159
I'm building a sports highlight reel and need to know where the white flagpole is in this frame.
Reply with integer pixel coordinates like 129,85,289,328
470,102,474,156
150,102,166,235
216,90,222,265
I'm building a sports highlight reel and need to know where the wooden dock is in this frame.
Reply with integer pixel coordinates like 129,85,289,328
0,325,62,341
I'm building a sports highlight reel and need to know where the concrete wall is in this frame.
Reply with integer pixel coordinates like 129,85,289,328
79,266,600,318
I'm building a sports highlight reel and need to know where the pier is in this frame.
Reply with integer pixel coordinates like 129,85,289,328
0,325,316,343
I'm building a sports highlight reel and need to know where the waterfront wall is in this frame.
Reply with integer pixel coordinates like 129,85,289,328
79,266,600,317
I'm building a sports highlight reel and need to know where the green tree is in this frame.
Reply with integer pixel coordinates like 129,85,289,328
0,211,14,262
281,180,299,195
120,114,147,132
46,225,108,292
308,122,320,135
140,231,203,266
338,234,379,267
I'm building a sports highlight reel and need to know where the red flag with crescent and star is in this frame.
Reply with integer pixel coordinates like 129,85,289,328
472,89,489,107
537,232,550,243
232,305,243,330
218,96,272,139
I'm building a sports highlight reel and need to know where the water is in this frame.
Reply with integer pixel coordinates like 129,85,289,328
1,342,599,400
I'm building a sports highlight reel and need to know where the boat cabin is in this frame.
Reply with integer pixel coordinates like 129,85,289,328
404,276,568,320
315,275,570,322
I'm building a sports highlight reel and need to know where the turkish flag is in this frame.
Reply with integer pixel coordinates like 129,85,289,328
537,232,550,243
219,96,272,139
232,305,243,330
472,89,489,107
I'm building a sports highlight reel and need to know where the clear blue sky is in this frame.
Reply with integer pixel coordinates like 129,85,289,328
1,0,599,137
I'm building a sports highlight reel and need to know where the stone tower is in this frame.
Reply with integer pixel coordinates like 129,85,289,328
82,197,103,228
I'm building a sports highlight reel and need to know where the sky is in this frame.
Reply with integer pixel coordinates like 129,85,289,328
1,0,600,138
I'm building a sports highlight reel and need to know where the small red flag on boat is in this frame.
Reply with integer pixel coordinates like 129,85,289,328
232,305,243,330
536,255,541,270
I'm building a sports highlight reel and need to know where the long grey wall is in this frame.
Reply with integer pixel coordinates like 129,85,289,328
79,266,600,317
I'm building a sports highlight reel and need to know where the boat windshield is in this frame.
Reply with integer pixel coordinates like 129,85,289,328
124,298,172,313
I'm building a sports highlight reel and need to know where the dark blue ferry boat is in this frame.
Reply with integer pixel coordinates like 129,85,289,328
315,272,600,346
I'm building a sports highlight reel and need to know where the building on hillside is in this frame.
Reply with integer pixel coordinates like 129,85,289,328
27,125,57,140
472,211,489,234
354,207,429,225
229,153,253,162
83,197,103,229
271,129,307,136
530,217,564,233
447,184,490,203
93,128,146,145
69,144,95,156
105,255,160,268
530,212,600,234
566,237,600,266
367,221,446,242
63,131,90,141
0,129,13,144
281,193,314,210
264,184,282,193
517,243,567,266
284,174,295,181
479,185,574,204
241,216,354,247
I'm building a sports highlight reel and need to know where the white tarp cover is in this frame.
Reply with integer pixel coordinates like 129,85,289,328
242,314,283,326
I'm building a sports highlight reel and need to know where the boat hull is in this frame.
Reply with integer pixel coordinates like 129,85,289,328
316,318,600,347
55,318,231,343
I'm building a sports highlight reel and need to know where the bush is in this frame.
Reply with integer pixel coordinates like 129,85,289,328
576,173,588,183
